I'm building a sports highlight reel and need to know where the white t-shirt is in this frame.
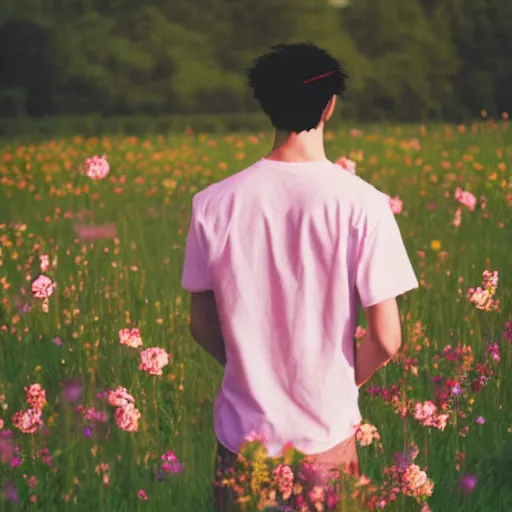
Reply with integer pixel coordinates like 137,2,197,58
182,158,418,456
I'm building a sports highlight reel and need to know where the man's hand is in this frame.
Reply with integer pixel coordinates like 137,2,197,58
355,297,402,387
189,291,227,367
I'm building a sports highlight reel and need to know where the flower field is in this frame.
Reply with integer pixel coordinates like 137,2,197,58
0,122,511,511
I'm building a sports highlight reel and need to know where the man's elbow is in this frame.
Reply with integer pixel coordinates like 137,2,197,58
381,334,402,358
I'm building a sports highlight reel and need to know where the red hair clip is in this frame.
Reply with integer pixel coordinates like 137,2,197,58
300,69,336,85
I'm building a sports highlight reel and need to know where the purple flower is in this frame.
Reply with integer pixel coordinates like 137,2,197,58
19,303,31,313
10,457,21,468
83,427,93,437
475,416,485,425
503,321,512,342
0,437,14,464
160,450,183,474
327,485,340,508
451,385,462,396
5,482,19,503
367,386,381,397
61,379,83,402
161,461,183,473
460,474,477,494
486,342,500,362
393,451,413,471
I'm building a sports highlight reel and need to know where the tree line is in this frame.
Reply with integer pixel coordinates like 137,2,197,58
0,0,511,122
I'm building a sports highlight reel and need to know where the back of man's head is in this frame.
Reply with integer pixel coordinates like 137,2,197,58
248,43,348,134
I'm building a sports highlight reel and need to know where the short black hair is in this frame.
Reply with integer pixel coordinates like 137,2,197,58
247,43,348,133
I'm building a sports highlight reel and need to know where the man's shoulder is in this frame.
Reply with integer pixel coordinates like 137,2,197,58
339,173,390,210
192,160,262,206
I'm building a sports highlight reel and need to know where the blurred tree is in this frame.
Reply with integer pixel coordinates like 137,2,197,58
0,19,58,116
0,0,510,120
440,0,512,118
340,0,459,121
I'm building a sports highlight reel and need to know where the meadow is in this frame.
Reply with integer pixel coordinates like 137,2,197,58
0,122,511,512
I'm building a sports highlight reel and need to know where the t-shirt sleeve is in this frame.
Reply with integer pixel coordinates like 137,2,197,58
355,198,419,308
181,195,212,293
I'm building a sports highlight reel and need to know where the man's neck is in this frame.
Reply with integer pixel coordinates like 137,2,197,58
266,126,327,163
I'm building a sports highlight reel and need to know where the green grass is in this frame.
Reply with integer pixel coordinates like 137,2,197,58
0,123,511,511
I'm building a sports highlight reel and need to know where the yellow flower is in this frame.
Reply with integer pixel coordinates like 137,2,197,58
162,178,177,191
430,240,441,251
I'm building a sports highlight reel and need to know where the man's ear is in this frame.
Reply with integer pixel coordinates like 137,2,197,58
323,95,337,122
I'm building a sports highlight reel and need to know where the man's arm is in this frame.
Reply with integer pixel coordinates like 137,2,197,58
189,291,227,367
355,298,402,387
353,194,418,388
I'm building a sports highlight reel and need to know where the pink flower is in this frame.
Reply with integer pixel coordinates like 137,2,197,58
119,328,143,349
273,463,294,499
37,447,53,466
83,406,108,423
84,155,110,180
401,464,434,498
454,187,477,211
452,207,462,227
244,430,267,444
308,485,325,504
467,273,499,311
12,408,44,434
413,401,437,422
161,450,183,473
24,384,47,409
388,196,403,214
467,287,489,308
482,270,498,291
354,325,366,339
335,156,356,174
31,275,54,299
410,138,421,151
350,129,363,137
139,348,169,376
115,404,141,432
433,413,450,431
74,223,117,241
108,387,135,408
39,254,50,272
486,342,500,362
137,489,148,501
355,422,380,446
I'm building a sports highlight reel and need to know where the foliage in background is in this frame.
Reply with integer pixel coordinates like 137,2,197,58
0,0,511,122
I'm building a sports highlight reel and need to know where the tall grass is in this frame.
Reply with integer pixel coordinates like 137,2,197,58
0,122,511,511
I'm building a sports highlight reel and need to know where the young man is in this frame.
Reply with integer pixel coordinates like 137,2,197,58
181,43,418,510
